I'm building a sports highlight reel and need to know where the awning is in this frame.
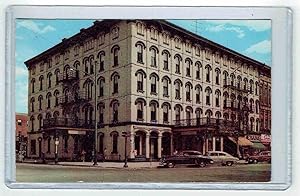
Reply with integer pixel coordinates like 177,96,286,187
228,136,253,146
251,140,266,150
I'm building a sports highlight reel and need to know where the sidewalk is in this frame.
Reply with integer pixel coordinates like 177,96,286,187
57,161,161,168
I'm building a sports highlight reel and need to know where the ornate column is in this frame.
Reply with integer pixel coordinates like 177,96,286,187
157,132,162,159
145,132,150,159
130,132,135,159
220,136,224,151
212,137,216,151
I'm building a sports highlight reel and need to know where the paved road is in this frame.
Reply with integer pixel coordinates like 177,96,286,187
16,163,271,183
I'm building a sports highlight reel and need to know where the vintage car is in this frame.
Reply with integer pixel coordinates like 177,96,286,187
247,151,271,164
160,150,214,168
205,151,239,166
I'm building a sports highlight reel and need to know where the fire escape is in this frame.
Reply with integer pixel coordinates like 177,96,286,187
43,69,94,129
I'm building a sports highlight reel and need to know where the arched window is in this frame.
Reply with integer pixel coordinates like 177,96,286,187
205,109,213,123
162,102,171,123
256,119,260,132
185,106,193,125
39,75,44,91
250,98,254,112
205,87,212,105
215,68,220,85
174,79,182,100
230,94,236,108
83,58,89,74
37,114,42,130
83,104,93,125
98,77,105,97
244,78,248,91
237,76,242,89
255,81,258,95
38,95,43,110
174,54,182,74
230,73,235,86
150,46,158,67
135,98,146,121
89,55,94,74
150,100,159,122
30,97,35,112
150,73,159,95
98,102,105,124
185,82,192,102
223,71,228,86
205,65,212,82
162,50,170,70
223,92,229,108
185,58,192,77
111,45,120,67
31,78,35,93
83,79,93,100
54,69,60,85
195,108,202,125
47,73,52,89
215,111,221,124
46,92,52,109
195,84,202,104
237,95,242,109
256,100,260,114
162,76,170,97
250,117,254,132
111,72,120,94
54,90,59,107
215,90,221,107
195,61,202,80
97,51,105,72
111,100,119,122
174,104,183,123
30,116,35,132
135,70,146,93
110,131,119,154
135,41,145,63
249,80,254,94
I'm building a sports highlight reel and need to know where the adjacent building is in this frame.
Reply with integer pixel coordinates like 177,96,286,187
16,113,28,155
25,20,271,161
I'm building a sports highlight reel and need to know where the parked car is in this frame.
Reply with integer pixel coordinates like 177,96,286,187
160,150,214,168
206,151,239,166
247,151,271,164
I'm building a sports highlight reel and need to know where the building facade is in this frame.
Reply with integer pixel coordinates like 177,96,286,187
25,20,270,161
16,113,28,156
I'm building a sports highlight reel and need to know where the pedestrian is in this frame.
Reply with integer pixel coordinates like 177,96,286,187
81,150,86,162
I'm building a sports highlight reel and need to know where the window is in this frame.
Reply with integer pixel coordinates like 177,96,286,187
98,34,105,45
150,73,158,95
74,45,80,56
195,85,202,104
185,41,191,53
175,55,181,74
162,76,170,97
40,63,44,72
256,100,259,114
111,72,120,94
250,80,254,94
223,71,228,86
38,95,43,110
174,37,181,49
98,104,104,124
195,46,201,56
205,65,211,82
98,77,105,97
150,101,158,122
47,73,52,89
150,27,158,40
47,59,52,68
162,50,170,70
83,80,93,100
31,65,36,75
255,82,258,95
215,90,220,107
256,119,260,132
195,109,202,125
244,78,248,91
136,43,144,63
174,80,182,100
39,75,44,91
162,32,170,44
136,101,143,120
237,76,242,89
136,70,145,92
54,90,59,107
111,26,119,39
205,87,212,105
111,132,118,153
64,50,70,60
55,55,60,64
185,59,192,77
31,78,35,93
223,92,229,108
195,62,202,80
98,51,105,72
37,114,42,130
46,93,51,109
174,105,182,123
162,103,170,123
112,101,119,122
215,68,220,85
136,22,145,35
150,47,157,67
205,48,211,59
111,45,120,67
230,74,235,86
54,69,60,85
30,140,36,155
185,83,192,102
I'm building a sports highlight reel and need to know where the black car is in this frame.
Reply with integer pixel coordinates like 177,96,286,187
160,150,214,168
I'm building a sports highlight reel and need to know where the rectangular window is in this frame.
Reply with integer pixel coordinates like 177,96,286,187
99,61,104,72
137,109,143,120
206,95,210,105
17,119,22,126
137,81,143,92
196,71,200,79
196,94,200,103
163,111,168,123
30,140,36,155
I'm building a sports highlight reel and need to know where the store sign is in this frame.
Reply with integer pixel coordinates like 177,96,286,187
247,135,260,141
260,134,271,143
68,130,86,135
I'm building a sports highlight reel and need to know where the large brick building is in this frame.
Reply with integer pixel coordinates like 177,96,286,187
25,20,271,161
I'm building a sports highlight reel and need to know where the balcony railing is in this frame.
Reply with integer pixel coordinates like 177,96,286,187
223,101,254,113
57,70,79,83
174,117,238,128
223,79,250,93
43,117,95,129
58,91,89,105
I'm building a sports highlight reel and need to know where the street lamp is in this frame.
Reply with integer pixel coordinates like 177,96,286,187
122,131,129,168
70,60,98,166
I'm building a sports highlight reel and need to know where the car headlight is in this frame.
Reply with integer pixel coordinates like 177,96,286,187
210,160,214,164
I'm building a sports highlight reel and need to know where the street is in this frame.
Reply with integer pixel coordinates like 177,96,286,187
16,163,271,183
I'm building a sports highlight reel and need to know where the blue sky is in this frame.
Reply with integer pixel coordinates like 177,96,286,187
15,19,271,113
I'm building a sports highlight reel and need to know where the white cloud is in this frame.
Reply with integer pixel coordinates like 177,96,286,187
17,20,56,34
16,66,28,77
205,20,271,32
245,40,271,54
206,24,245,38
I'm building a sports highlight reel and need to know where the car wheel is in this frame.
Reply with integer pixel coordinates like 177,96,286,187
167,162,175,168
253,159,258,164
196,159,206,168
226,161,233,166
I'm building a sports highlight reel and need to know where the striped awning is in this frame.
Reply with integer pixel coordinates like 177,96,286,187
228,136,253,146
